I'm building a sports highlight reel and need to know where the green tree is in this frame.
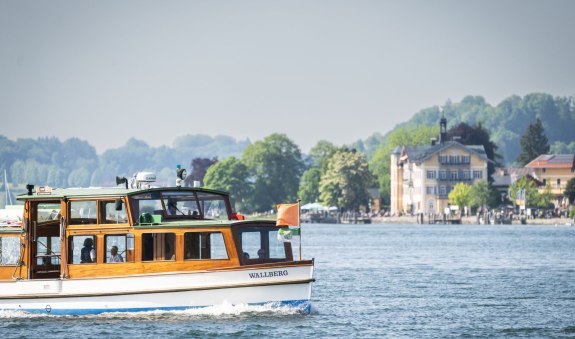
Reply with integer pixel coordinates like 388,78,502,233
535,184,554,208
242,134,304,212
516,118,550,165
469,180,492,209
308,140,338,171
563,177,575,204
204,157,253,212
448,182,472,211
319,149,373,211
298,167,321,204
509,177,540,207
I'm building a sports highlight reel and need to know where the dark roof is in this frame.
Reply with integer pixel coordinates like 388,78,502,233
401,141,488,163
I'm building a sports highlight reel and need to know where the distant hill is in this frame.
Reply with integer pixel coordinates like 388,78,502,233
0,134,250,188
353,93,575,164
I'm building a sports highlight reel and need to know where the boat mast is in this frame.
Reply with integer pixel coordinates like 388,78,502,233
4,169,13,206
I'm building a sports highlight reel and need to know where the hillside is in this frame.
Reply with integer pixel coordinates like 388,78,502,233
356,93,575,164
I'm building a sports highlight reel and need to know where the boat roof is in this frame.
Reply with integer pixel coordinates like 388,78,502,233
16,186,230,201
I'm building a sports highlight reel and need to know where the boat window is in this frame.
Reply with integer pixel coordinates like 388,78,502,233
195,192,228,219
36,236,61,266
184,232,228,260
68,235,97,264
130,192,163,224
101,200,128,224
37,202,61,224
69,200,97,225
142,233,176,261
238,227,289,262
105,234,134,263
0,236,20,265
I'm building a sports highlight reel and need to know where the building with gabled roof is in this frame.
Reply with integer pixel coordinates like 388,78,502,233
525,154,575,207
390,116,489,215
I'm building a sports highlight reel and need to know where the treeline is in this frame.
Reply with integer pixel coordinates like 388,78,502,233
2,93,574,212
352,93,575,164
0,134,249,189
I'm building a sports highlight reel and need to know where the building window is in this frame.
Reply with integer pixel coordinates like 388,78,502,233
439,155,448,164
427,170,436,179
462,155,470,164
439,171,447,179
439,186,447,196
463,171,471,180
557,179,561,186
473,171,482,179
426,186,436,195
450,171,458,180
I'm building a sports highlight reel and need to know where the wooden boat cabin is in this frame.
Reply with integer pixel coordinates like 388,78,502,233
0,177,298,282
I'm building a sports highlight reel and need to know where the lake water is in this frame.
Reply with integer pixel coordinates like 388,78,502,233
1,223,574,338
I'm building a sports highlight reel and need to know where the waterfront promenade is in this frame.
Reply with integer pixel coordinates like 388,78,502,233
372,215,575,226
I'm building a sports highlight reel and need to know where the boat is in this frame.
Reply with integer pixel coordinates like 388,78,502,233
0,170,314,315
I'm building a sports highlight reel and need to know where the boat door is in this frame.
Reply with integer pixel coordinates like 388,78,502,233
28,200,63,279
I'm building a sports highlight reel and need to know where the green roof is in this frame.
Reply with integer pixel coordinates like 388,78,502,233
17,186,229,201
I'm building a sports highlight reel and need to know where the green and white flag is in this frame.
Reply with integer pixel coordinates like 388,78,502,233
277,227,300,242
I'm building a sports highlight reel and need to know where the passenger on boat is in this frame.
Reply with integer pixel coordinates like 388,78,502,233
81,238,96,263
258,249,266,259
108,246,124,263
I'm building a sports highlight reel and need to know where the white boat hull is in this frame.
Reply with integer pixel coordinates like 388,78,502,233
0,264,314,315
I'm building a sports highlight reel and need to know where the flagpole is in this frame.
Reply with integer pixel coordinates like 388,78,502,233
298,199,301,261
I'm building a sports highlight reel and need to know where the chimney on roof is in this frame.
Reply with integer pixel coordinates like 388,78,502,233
430,138,437,146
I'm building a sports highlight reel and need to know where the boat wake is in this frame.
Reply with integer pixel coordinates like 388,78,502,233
0,302,311,319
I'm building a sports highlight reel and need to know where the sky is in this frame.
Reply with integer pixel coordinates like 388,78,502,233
1,0,574,154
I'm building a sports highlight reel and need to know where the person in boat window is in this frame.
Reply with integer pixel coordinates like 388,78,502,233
167,199,178,215
258,249,266,259
81,238,96,263
109,246,124,263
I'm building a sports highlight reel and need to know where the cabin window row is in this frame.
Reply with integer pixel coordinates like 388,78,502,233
68,232,228,264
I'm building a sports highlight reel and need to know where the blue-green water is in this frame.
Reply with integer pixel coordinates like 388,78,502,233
1,224,574,338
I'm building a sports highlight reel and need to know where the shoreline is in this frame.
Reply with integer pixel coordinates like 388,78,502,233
371,215,575,226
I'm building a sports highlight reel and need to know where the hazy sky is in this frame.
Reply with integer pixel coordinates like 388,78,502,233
1,0,574,154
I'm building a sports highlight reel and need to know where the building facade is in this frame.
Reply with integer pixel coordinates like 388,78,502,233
390,117,490,215
525,154,575,207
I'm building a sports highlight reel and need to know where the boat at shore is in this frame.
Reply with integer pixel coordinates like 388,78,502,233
0,170,314,315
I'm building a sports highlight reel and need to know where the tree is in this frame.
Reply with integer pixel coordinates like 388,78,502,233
509,176,539,207
516,118,550,166
298,167,321,204
469,180,492,209
184,157,218,187
319,149,374,211
564,177,575,204
448,182,471,211
204,157,253,212
242,134,304,212
297,140,338,205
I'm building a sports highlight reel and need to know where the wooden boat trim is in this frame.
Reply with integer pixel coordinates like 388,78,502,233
1,278,315,300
